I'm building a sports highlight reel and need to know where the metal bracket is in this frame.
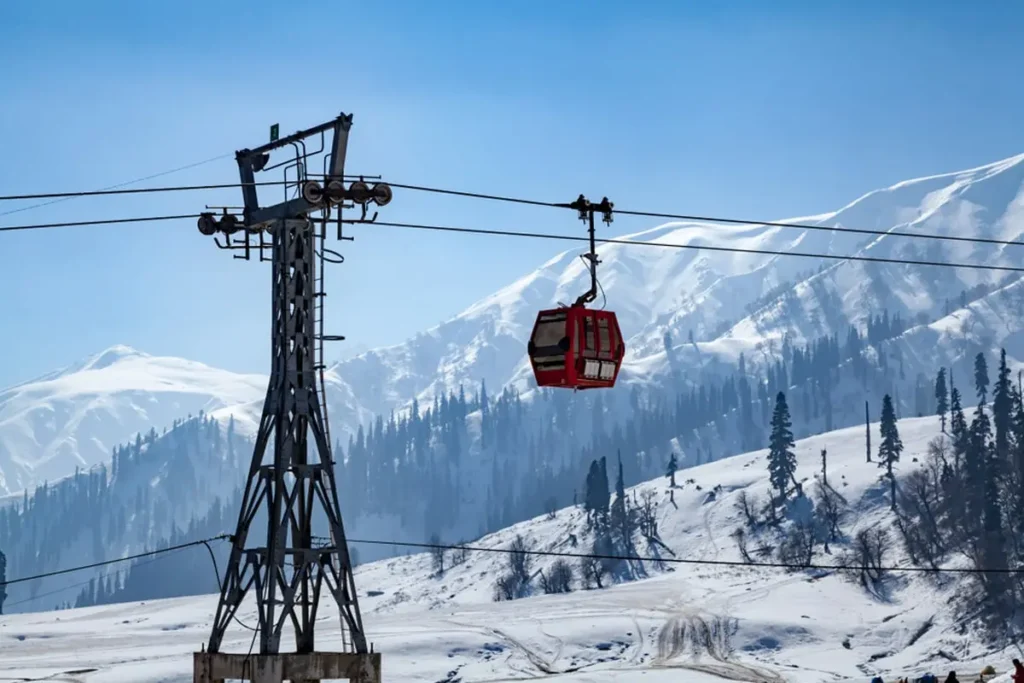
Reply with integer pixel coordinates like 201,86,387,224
560,194,614,308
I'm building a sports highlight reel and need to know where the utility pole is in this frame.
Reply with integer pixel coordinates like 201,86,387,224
193,113,391,683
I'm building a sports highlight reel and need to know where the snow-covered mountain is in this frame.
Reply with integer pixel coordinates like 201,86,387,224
2,416,1015,682
333,152,1024,412
3,153,1024,497
0,346,266,497
0,345,386,498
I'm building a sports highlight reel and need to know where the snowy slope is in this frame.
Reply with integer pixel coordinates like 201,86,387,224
0,346,266,496
2,417,1016,682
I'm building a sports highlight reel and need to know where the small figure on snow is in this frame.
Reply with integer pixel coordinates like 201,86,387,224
1012,658,1024,683
944,671,959,683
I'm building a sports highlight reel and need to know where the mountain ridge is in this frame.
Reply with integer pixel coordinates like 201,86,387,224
330,150,1024,411
3,152,1024,495
0,346,266,496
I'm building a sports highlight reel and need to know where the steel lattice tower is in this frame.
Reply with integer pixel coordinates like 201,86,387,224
194,113,390,683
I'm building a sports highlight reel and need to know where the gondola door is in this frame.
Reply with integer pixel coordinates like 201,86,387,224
573,308,623,389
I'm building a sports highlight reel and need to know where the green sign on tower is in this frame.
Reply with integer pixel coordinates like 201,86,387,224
270,123,279,142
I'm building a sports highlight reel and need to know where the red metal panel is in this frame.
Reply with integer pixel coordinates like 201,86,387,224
527,306,625,390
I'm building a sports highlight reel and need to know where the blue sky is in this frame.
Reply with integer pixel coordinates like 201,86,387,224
0,1,1022,386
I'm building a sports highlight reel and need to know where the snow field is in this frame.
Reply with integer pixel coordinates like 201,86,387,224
4,416,1021,682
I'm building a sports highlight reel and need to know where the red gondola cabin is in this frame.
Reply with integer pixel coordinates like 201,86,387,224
527,306,624,389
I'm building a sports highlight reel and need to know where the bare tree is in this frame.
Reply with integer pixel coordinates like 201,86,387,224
896,467,946,569
638,489,659,539
927,434,952,474
540,559,574,594
491,535,536,601
955,314,977,358
508,535,533,586
736,490,760,528
493,574,519,601
813,482,846,552
778,519,817,568
580,556,607,589
731,528,754,564
451,540,469,567
844,527,892,590
429,533,446,575
762,491,781,527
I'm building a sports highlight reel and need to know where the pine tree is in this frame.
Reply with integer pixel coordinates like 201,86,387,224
666,453,678,488
738,354,756,450
611,452,630,546
1013,375,1024,513
584,460,598,518
935,367,948,433
950,385,968,472
820,448,828,486
479,380,489,449
962,358,995,511
993,349,1013,465
878,394,902,511
768,392,796,501
584,458,610,522
0,548,6,615
865,401,872,463
975,352,990,403
967,358,1011,609
967,396,992,526
757,379,770,424
596,457,610,517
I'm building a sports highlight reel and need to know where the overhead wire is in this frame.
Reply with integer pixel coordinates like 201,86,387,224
4,177,1024,251
363,220,1024,274
611,207,1024,249
0,152,234,218
374,181,1024,250
0,181,291,203
2,546,195,610
0,214,198,233
199,539,259,633
1,533,260,632
330,535,1023,575
0,534,230,588
2,525,1017,615
0,212,1021,274
382,181,560,209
